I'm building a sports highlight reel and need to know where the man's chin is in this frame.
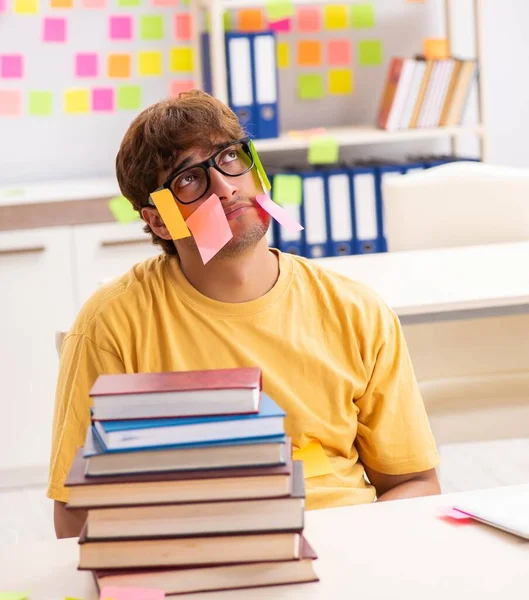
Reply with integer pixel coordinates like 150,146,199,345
213,221,269,260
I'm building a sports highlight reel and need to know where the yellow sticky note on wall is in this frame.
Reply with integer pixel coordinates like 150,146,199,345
170,47,194,72
324,4,348,30
14,0,38,13
150,188,191,240
138,51,162,76
277,41,290,69
293,440,333,478
64,89,89,114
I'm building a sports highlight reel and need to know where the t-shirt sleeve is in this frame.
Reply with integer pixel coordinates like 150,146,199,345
47,333,125,503
354,307,440,476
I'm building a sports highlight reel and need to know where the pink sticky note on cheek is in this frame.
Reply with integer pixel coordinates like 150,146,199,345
255,194,303,233
100,587,165,599
185,194,233,265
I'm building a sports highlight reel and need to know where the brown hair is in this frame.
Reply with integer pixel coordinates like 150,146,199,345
116,90,245,255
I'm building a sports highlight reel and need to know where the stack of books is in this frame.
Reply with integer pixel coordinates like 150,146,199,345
65,367,319,596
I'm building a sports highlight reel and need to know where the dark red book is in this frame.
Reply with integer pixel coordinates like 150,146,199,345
89,367,262,420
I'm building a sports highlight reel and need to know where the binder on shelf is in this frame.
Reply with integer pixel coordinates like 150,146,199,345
349,166,385,254
271,172,305,257
301,170,331,259
325,167,355,257
252,32,280,140
226,32,258,138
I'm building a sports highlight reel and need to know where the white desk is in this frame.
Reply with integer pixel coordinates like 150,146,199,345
2,485,528,600
314,241,529,324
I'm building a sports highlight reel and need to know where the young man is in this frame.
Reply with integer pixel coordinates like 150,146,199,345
49,90,440,538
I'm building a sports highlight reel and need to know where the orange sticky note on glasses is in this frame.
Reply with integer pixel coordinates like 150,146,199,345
185,194,233,264
150,188,191,241
292,440,333,479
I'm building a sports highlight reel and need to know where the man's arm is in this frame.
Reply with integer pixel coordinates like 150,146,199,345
364,465,441,502
54,501,87,538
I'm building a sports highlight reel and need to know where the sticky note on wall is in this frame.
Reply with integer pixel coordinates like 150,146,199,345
14,0,37,13
138,51,162,76
424,38,450,59
117,85,141,109
92,88,114,111
351,3,375,28
140,15,164,40
297,6,320,32
238,8,265,32
29,90,53,115
174,13,191,40
75,53,98,77
109,15,133,40
170,47,193,72
324,4,348,30
170,79,195,97
0,90,22,116
265,0,294,22
358,40,383,66
327,39,351,66
43,17,67,42
297,40,322,67
277,41,290,69
0,55,24,79
108,54,131,78
0,0,6,12
329,68,353,95
64,88,90,114
298,74,324,100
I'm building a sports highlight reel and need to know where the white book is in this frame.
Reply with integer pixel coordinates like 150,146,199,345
399,60,427,129
386,58,417,131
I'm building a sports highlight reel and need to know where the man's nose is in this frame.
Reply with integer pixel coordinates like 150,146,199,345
208,168,239,202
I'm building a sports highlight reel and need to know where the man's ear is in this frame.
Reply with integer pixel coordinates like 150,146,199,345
141,207,172,240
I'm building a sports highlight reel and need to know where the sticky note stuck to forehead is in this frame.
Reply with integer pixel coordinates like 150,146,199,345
272,174,302,206
255,195,303,233
292,440,333,478
150,188,191,240
185,194,233,265
100,587,165,600
249,141,271,193
308,135,339,164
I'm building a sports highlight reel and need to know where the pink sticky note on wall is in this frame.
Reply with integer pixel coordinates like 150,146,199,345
92,88,114,111
185,194,233,265
0,89,22,116
110,15,133,40
43,18,67,42
170,79,195,97
100,587,165,600
297,6,320,32
255,195,303,232
83,0,105,7
75,53,98,77
327,39,351,66
174,13,191,40
0,0,6,12
270,18,291,32
0,54,24,78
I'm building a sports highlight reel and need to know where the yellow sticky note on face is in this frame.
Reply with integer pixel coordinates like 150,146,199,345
277,41,290,69
293,440,333,479
150,188,191,241
138,51,162,76
64,89,90,114
324,4,348,30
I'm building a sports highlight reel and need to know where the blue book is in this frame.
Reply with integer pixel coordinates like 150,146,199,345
93,393,285,452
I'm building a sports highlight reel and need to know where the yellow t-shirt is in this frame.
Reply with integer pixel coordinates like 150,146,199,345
48,249,439,510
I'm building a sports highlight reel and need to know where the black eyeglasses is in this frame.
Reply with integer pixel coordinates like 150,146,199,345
149,137,254,206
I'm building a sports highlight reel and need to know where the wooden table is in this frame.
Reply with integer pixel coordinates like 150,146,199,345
314,241,529,323
2,485,528,599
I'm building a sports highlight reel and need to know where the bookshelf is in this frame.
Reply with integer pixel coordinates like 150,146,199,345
192,0,487,160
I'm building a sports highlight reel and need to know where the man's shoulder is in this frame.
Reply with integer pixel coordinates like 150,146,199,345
68,253,170,337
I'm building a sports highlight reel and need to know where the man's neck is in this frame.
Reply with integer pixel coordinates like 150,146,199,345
178,239,279,303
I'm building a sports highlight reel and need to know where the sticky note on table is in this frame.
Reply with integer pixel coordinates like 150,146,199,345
297,40,321,67
297,6,320,32
64,88,90,114
293,440,333,479
298,74,324,100
324,4,347,30
238,8,265,32
117,85,141,109
75,53,98,77
351,3,375,28
249,140,271,193
140,15,164,40
92,88,114,111
29,90,53,116
272,174,302,206
358,40,383,66
424,38,450,59
0,55,23,79
277,41,290,69
329,68,353,95
110,15,133,40
174,13,191,40
170,47,193,72
265,0,294,22
0,90,21,116
43,17,67,42
150,188,191,241
308,135,339,164
109,195,139,223
139,51,162,76
100,586,165,600
185,194,232,264
327,39,351,66
14,0,37,13
108,53,131,78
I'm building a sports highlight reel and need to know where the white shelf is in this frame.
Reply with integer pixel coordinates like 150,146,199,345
199,0,334,8
253,124,484,153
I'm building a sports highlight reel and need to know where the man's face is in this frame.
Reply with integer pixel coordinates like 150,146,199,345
157,139,271,260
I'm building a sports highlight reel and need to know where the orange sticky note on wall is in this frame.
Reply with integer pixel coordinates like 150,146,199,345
293,440,333,478
424,38,450,59
238,8,265,32
297,40,322,67
150,189,191,240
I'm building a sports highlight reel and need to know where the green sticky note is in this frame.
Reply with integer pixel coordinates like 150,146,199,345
109,195,140,223
265,0,294,21
140,15,164,40
0,594,29,600
29,91,53,116
249,140,271,193
272,174,302,205
117,85,141,110
351,3,375,28
358,40,383,66
308,136,339,165
118,0,140,5
298,74,324,100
